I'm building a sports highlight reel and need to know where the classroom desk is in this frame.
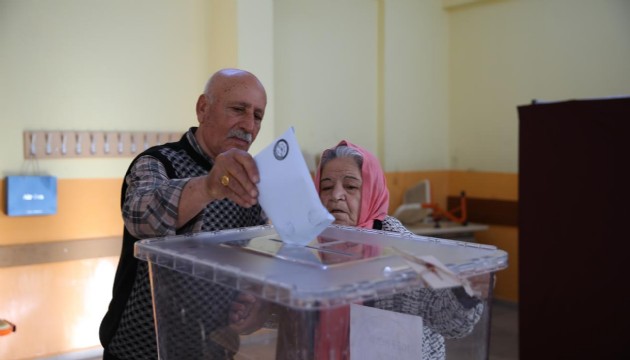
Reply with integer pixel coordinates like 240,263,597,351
406,222,489,242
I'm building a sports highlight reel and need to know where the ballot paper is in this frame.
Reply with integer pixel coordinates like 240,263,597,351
350,304,423,359
254,127,334,245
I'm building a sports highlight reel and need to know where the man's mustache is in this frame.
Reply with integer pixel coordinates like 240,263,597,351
227,129,253,144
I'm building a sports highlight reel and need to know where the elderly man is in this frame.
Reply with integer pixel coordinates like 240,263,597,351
100,69,268,360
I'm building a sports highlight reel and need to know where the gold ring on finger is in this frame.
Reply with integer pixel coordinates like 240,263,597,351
220,175,230,187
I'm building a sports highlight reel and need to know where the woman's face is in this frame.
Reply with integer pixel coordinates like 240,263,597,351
319,157,362,226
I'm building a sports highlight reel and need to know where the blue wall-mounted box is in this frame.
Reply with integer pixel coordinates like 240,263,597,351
5,175,57,216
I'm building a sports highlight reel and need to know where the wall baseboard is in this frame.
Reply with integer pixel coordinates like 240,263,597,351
0,237,121,267
33,347,103,360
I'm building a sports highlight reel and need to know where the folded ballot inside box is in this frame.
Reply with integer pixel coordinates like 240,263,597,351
135,224,507,360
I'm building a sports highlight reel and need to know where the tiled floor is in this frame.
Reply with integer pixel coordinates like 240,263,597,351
444,299,518,360
488,300,519,360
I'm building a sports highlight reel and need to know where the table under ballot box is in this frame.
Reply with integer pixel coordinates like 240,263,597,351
135,224,507,360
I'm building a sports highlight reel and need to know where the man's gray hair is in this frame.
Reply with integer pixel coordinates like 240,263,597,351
320,145,363,170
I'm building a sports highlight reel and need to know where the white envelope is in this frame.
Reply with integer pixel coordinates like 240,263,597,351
254,127,334,245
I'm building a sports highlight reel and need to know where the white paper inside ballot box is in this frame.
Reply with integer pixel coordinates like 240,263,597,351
350,303,423,359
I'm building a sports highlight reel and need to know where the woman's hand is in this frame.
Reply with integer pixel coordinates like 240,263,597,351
228,292,269,335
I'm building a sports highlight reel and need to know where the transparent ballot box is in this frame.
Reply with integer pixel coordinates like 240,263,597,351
135,224,508,360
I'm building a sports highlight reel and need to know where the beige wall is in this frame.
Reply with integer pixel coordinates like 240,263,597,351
273,0,451,172
273,0,380,170
382,0,450,171
237,0,276,156
275,0,630,173
0,0,275,179
0,0,211,178
448,0,630,172
4,0,629,176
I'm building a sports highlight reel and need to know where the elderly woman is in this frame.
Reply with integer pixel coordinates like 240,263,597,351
314,140,484,360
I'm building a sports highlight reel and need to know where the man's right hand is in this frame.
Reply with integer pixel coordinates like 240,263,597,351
205,148,260,208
